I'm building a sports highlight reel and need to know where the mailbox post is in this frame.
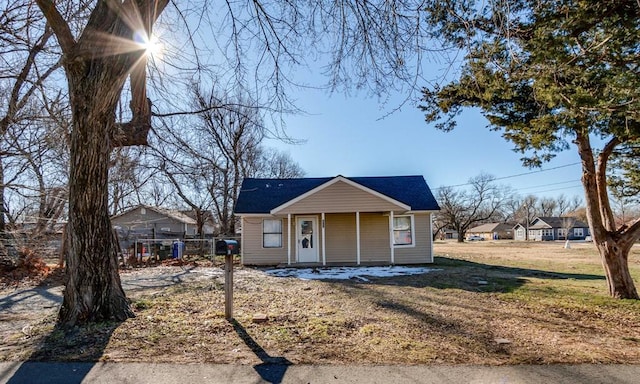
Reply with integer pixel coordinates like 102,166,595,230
215,240,239,320
224,253,233,319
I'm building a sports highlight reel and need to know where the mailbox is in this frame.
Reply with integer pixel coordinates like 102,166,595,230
215,239,239,256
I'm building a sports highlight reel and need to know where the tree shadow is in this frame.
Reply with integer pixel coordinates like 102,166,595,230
2,268,129,384
229,318,291,384
361,256,606,293
2,264,216,383
5,319,124,384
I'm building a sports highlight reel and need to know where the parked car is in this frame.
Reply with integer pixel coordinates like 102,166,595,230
467,235,485,241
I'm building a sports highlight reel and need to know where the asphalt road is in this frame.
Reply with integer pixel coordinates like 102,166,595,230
1,362,640,384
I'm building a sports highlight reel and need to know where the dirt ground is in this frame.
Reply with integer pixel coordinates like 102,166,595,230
1,241,640,365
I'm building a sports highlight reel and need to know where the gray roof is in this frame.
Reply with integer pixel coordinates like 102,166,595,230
111,205,196,224
529,216,589,229
234,175,440,214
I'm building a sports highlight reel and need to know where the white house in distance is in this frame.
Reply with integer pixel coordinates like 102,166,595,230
234,175,440,266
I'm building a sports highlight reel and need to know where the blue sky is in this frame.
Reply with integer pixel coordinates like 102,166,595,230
267,87,585,200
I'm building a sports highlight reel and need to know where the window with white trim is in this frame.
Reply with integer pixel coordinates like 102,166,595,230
574,228,584,237
263,219,282,248
393,215,414,246
516,228,524,238
558,228,567,238
542,229,554,237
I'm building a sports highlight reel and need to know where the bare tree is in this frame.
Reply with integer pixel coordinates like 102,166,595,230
0,1,66,265
154,84,304,236
538,197,557,217
436,173,512,242
108,147,151,216
254,149,305,179
555,194,582,217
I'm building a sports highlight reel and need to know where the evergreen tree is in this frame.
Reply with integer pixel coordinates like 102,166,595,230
420,0,640,298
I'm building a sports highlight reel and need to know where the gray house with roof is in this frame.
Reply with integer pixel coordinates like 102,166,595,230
513,216,590,241
234,175,440,266
111,205,214,235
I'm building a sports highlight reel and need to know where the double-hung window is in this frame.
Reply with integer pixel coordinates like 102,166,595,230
263,219,282,248
393,215,414,246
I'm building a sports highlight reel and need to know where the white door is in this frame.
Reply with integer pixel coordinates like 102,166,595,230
297,216,318,263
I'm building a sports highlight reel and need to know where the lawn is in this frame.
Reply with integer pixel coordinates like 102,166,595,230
2,240,640,365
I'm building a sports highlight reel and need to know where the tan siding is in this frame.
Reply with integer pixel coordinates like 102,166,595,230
395,213,433,264
241,216,290,265
277,180,404,214
239,212,434,265
324,213,357,263
360,213,392,263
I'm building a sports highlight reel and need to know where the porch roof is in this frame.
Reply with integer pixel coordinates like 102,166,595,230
234,175,440,214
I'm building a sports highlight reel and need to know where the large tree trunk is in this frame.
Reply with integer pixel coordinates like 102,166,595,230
595,237,638,299
35,0,170,326
59,73,133,326
576,132,639,300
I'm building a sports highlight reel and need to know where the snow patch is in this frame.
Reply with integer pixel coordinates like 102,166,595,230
265,266,440,280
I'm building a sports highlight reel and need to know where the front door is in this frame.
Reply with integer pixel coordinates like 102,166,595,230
297,216,318,263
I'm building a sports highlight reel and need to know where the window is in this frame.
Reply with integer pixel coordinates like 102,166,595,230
574,228,584,237
558,228,567,238
263,219,282,248
516,228,525,238
393,215,414,246
140,207,146,215
542,229,554,237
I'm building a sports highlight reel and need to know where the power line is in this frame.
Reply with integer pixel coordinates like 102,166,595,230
523,184,584,195
516,179,581,191
434,162,581,190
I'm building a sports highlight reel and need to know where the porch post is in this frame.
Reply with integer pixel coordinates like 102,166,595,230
321,212,326,266
356,211,361,265
287,214,291,265
389,211,395,264
240,216,245,264
429,212,434,263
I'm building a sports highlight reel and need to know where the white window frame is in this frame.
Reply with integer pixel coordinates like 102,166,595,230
516,228,524,238
574,228,584,237
393,215,415,248
542,229,554,237
557,228,567,238
263,219,283,248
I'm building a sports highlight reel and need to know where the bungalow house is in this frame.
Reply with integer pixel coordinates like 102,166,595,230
234,175,440,266
466,223,515,240
513,216,590,241
111,205,214,236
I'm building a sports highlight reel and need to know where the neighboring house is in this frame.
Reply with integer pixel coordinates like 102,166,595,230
180,209,217,235
513,216,590,241
467,223,514,240
234,175,440,266
437,228,459,240
111,205,204,235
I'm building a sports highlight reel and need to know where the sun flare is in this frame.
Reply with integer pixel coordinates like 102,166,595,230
133,30,162,59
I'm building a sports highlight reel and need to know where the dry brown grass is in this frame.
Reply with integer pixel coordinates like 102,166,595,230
1,241,640,365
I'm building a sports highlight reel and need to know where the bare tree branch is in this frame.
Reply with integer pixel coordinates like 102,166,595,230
33,0,75,54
